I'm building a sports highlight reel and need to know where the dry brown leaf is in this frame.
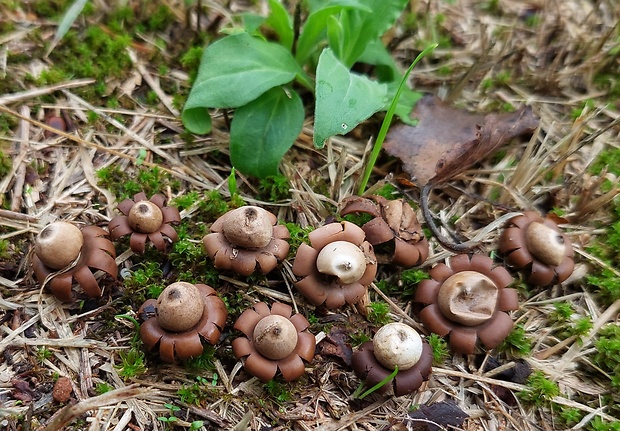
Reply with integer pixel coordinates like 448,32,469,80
384,94,540,187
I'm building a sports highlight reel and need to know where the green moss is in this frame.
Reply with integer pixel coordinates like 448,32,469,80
258,175,291,202
594,324,620,388
96,165,177,201
427,333,449,365
0,151,11,178
498,324,532,357
517,370,559,406
367,301,391,325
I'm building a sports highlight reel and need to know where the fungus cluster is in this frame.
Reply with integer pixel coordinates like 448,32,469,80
415,254,519,354
292,221,377,309
138,282,227,363
232,302,315,381
352,322,433,396
203,206,290,276
108,192,180,254
32,221,117,303
340,195,429,267
499,211,574,286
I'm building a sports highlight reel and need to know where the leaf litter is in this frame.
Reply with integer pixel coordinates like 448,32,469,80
0,1,620,430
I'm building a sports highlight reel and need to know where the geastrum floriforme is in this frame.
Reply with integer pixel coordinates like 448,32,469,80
203,206,290,276
340,195,429,267
415,254,519,354
292,221,377,309
32,221,117,303
352,322,433,396
108,192,181,254
138,282,228,363
232,302,315,382
499,211,574,286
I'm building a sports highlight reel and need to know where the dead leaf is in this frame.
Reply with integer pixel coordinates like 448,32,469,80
384,94,540,187
316,326,353,366
404,400,468,431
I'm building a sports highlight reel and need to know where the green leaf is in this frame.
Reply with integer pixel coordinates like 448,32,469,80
314,48,387,148
265,0,294,50
295,0,371,64
181,106,211,135
328,0,408,67
230,87,304,178
182,32,301,134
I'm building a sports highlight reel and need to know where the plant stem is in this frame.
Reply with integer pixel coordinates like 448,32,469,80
357,43,438,196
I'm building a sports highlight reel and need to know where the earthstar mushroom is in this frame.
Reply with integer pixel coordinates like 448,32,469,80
203,206,290,276
292,221,377,309
138,282,227,363
340,195,428,267
499,211,574,286
108,192,180,254
232,302,315,381
415,254,519,354
352,322,433,396
31,222,117,303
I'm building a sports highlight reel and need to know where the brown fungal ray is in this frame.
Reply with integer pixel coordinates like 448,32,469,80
477,312,514,349
361,217,396,245
447,328,478,355
277,353,306,381
393,343,433,397
148,230,167,251
291,243,319,277
339,196,382,218
394,237,429,267
241,346,279,381
309,221,366,251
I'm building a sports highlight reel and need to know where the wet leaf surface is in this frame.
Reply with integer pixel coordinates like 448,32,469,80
384,94,540,186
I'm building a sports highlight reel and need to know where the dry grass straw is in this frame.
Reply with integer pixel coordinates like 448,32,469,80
1,0,619,430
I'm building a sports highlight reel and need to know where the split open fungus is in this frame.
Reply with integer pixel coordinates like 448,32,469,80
232,302,315,381
138,282,227,363
340,195,429,267
108,192,181,254
292,221,377,309
415,254,519,354
32,221,117,303
499,211,574,286
203,206,290,276
352,322,433,396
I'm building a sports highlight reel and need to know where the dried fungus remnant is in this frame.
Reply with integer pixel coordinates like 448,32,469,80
340,195,429,267
108,192,181,254
499,211,574,287
352,322,433,396
415,254,519,354
203,206,290,276
138,282,227,363
292,221,377,309
232,302,315,382
32,221,117,303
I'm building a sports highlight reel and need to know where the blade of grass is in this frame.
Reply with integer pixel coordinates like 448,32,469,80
46,0,90,56
357,43,438,196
